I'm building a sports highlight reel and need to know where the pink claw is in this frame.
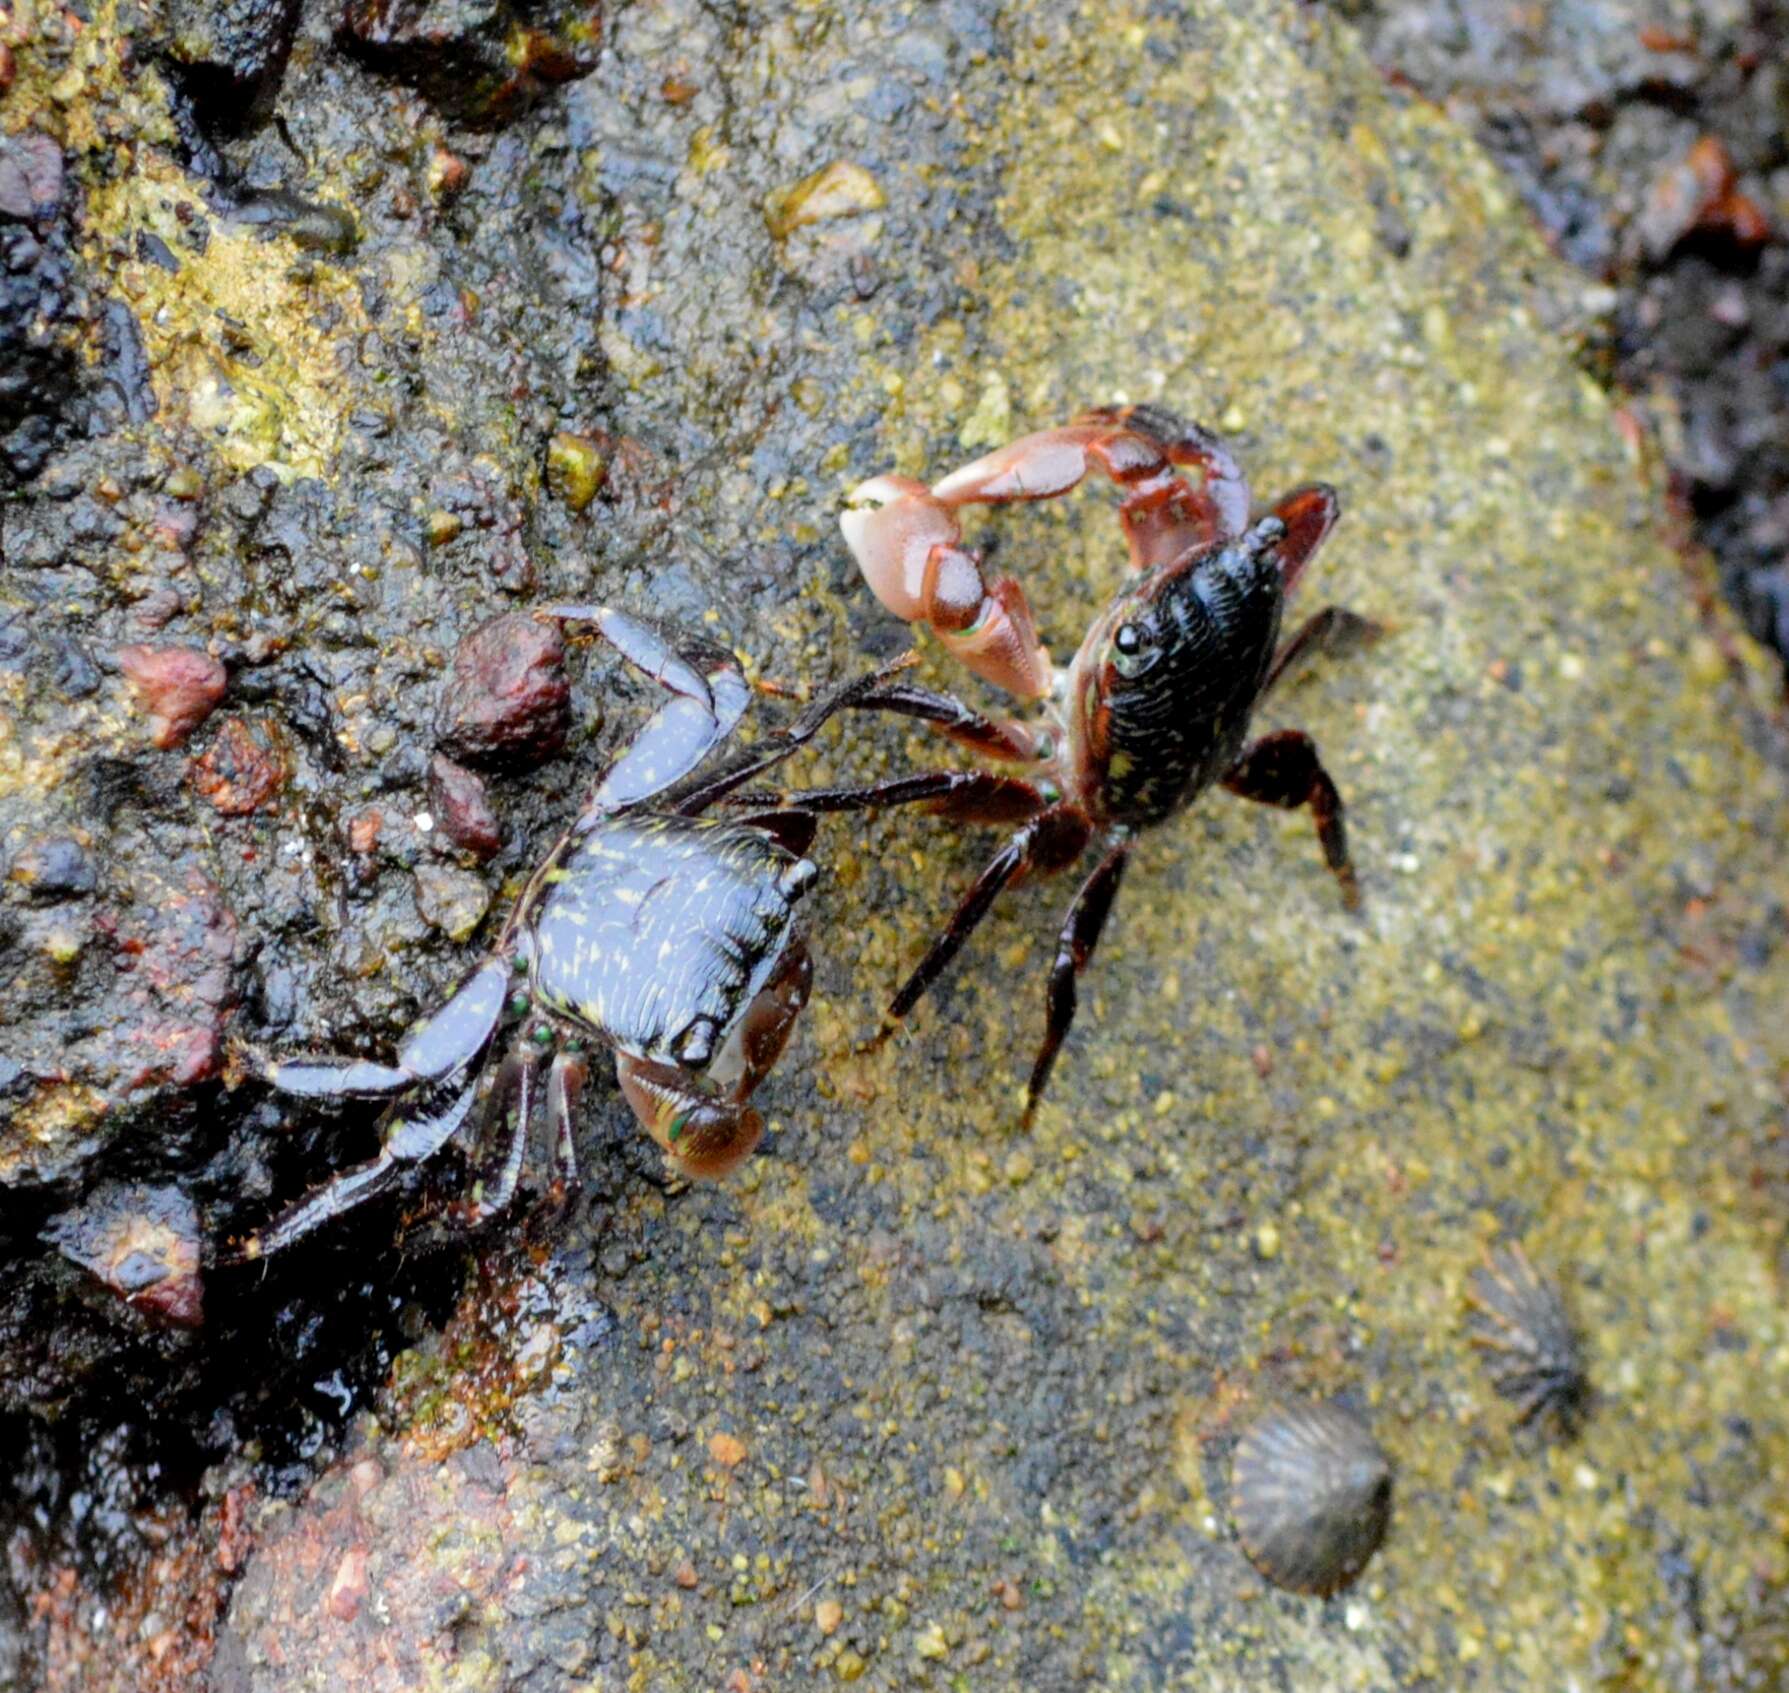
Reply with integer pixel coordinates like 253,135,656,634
839,475,953,623
840,476,1053,700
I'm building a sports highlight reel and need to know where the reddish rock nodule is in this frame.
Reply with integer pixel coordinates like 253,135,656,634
118,644,228,749
435,614,570,771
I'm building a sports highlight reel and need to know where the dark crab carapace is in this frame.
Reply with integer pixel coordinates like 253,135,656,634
231,608,908,1258
753,404,1375,1123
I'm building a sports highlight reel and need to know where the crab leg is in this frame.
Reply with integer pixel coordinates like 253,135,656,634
229,1063,489,1260
1263,606,1383,697
873,807,1093,1041
738,769,1052,827
935,404,1252,567
844,680,1052,763
456,1046,539,1228
1221,729,1358,908
669,650,919,816
249,956,510,1100
545,1050,586,1189
1023,843,1130,1128
538,604,753,815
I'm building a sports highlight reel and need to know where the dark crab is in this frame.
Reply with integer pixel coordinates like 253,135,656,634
751,404,1375,1123
231,607,909,1258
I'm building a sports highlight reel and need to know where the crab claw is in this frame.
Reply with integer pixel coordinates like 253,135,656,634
840,475,952,623
840,476,1053,700
616,1056,765,1180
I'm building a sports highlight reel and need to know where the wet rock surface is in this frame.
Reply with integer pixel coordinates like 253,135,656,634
1,0,1788,1689
1344,0,1789,670
340,0,605,125
163,0,305,126
0,130,84,483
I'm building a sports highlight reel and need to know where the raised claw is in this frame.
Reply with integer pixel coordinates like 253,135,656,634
840,476,1053,700
840,475,955,624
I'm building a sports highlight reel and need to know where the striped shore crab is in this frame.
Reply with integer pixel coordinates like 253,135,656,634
754,404,1373,1123
231,608,910,1258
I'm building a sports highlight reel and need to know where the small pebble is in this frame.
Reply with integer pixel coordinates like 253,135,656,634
0,131,63,221
428,146,469,197
8,835,95,899
42,1183,204,1328
546,432,607,513
413,864,492,943
117,644,227,748
708,1432,748,1468
428,756,502,859
189,717,287,815
435,614,570,771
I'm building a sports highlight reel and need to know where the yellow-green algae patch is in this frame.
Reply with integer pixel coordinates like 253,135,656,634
9,1,367,480
82,149,364,479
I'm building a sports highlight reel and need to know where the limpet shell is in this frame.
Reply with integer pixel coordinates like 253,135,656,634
1231,1400,1392,1597
1466,1241,1589,1438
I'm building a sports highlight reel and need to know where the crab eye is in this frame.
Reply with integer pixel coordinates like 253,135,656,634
1111,621,1157,678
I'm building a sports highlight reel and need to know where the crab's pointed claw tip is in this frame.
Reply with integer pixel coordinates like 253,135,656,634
843,473,924,512
838,503,873,558
840,475,923,566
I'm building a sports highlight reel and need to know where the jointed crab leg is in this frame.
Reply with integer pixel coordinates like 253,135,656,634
1263,606,1382,697
456,1046,539,1228
1221,730,1358,908
936,404,1252,568
545,1051,586,1188
458,1046,586,1228
842,680,1052,763
538,604,753,815
1024,843,1130,1128
230,1062,491,1260
669,650,920,815
872,808,1094,1039
248,956,511,1100
739,768,1052,827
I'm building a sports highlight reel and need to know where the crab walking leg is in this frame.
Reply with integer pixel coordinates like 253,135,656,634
670,650,921,815
537,604,753,814
545,1050,587,1189
230,1064,489,1260
1262,606,1385,697
844,680,1054,763
1023,844,1130,1129
250,955,511,1100
457,1045,539,1228
738,769,1053,827
872,808,1094,1042
1221,729,1359,909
